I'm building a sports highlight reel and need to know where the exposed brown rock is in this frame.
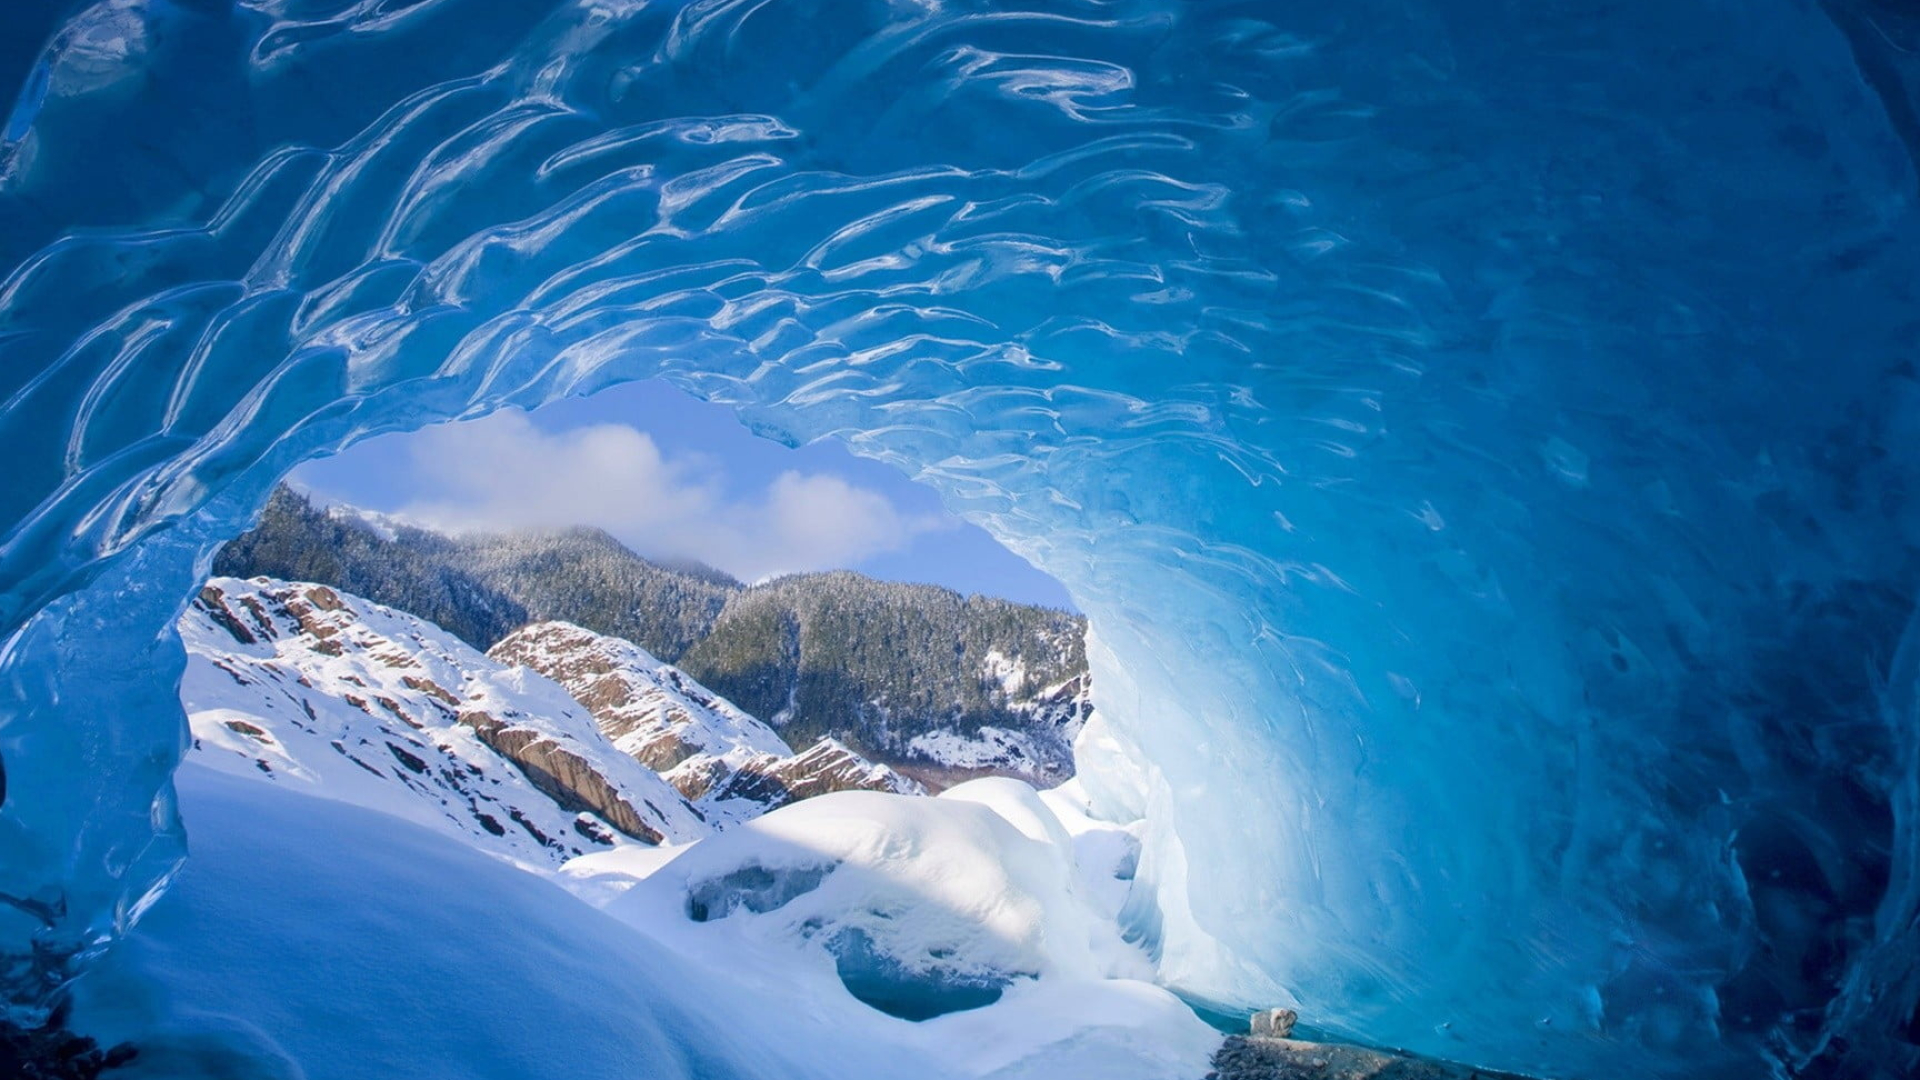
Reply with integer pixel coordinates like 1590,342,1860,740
373,696,420,729
282,594,341,641
457,710,665,845
237,594,276,638
222,720,271,741
669,755,732,802
195,586,257,645
303,585,347,612
716,738,916,809
402,675,461,706
490,622,919,810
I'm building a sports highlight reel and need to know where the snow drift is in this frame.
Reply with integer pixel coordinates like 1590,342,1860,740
617,783,1145,1020
1,0,1918,1077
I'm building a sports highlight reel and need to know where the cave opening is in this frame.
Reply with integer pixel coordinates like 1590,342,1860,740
138,375,1187,1059
2,0,1919,1077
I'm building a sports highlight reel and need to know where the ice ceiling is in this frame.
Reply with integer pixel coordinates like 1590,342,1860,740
2,0,1919,1076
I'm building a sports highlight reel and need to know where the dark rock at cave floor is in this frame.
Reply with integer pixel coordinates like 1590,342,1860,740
0,1008,136,1080
1207,1034,1542,1080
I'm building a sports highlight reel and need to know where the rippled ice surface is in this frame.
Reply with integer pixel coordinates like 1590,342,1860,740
3,1,1920,1077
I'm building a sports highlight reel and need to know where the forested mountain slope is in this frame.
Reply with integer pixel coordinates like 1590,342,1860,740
218,486,1091,783
678,572,1090,784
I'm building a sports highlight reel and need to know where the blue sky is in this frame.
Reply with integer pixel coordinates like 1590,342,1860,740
291,380,1076,611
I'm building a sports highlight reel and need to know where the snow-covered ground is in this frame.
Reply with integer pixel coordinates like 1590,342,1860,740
67,765,938,1080
96,577,1221,1079
68,763,1216,1080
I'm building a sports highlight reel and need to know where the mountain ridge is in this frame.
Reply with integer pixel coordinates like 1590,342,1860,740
216,486,1092,785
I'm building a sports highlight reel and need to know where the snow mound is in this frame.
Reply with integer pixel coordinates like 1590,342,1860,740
615,785,1151,1022
69,766,943,1080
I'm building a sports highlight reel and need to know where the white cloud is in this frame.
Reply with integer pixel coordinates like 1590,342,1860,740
370,410,947,583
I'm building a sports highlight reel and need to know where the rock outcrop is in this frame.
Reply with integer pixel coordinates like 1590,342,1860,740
488,621,789,783
713,737,918,808
456,709,668,845
489,621,922,823
181,578,707,867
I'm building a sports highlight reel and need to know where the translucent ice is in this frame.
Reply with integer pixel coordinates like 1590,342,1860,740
2,0,1919,1076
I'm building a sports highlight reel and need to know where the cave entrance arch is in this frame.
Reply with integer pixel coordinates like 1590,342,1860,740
3,1,1919,1078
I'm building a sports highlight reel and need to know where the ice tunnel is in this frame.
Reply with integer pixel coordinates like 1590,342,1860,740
2,0,1919,1076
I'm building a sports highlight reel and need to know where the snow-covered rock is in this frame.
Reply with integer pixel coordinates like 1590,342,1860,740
889,671,1091,789
489,621,790,779
712,736,920,807
490,620,921,823
180,577,707,868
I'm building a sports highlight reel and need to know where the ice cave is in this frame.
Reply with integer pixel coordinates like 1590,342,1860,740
2,0,1919,1077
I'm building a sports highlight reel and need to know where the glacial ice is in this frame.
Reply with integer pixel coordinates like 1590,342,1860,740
2,0,1919,1076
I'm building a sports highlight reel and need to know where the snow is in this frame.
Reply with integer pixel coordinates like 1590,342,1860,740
906,725,1056,773
489,620,793,770
67,764,1215,1080
601,785,1215,1077
1038,779,1146,924
67,766,941,1080
554,842,696,907
180,577,707,865
145,579,1217,1080
980,648,1028,696
941,776,1077,851
318,499,406,541
896,640,1090,782
613,789,1143,1000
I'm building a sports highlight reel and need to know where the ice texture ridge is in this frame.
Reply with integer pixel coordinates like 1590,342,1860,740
3,1,1920,1077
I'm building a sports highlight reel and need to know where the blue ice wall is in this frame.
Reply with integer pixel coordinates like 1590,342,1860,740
2,1,1919,1076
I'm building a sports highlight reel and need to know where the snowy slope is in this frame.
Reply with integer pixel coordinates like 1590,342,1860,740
69,765,961,1080
68,764,1217,1080
488,620,791,781
906,648,1095,782
491,620,921,823
180,577,707,868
